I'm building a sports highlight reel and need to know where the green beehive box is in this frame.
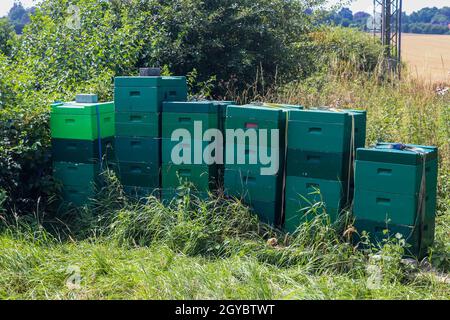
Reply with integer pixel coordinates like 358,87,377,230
225,105,284,148
113,161,160,188
161,188,210,204
123,185,160,200
52,137,115,164
353,188,437,226
355,144,438,195
115,112,160,138
161,164,218,192
53,162,103,186
284,176,347,230
284,199,340,233
114,76,187,113
162,112,219,139
224,144,282,175
354,218,435,259
161,138,218,165
51,101,115,140
60,184,96,207
287,109,352,153
251,200,282,226
114,136,160,164
286,149,350,180
224,169,280,203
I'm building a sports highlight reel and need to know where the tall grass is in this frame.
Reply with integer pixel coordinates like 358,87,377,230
0,54,449,299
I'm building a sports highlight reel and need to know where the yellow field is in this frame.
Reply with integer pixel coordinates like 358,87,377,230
402,33,450,84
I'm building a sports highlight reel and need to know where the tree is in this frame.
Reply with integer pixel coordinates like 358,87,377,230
7,1,34,34
0,18,14,56
338,7,353,21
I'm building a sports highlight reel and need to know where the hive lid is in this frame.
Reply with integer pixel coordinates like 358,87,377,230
114,76,187,88
162,101,219,114
357,143,438,165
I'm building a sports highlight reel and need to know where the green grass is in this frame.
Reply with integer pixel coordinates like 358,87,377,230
0,72,449,300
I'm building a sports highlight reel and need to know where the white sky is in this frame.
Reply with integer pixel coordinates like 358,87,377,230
0,0,449,17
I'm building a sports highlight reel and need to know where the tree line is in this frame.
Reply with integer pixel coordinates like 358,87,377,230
327,6,450,35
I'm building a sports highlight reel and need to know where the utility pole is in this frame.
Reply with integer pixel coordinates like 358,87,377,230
373,0,403,77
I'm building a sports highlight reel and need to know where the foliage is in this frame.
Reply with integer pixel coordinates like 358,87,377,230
0,18,15,56
7,2,35,34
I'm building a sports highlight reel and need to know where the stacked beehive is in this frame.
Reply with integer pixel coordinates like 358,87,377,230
113,75,187,198
353,143,438,258
223,104,294,225
51,94,115,206
283,109,366,233
161,101,222,201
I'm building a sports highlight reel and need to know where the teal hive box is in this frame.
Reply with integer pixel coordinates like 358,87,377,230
52,137,114,164
115,111,160,138
161,138,219,165
287,109,360,153
114,136,160,164
123,186,160,200
114,76,187,113
162,102,220,139
354,143,438,226
53,162,103,187
286,149,350,180
111,161,160,188
354,218,435,259
161,163,218,192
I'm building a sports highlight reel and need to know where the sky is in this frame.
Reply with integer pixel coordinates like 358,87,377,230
0,0,449,17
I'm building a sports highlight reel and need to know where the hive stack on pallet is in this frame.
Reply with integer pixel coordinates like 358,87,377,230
284,109,366,233
51,94,115,206
161,101,221,201
224,104,296,225
353,143,438,258
114,75,187,198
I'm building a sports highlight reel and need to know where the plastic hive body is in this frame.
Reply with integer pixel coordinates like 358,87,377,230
353,143,438,258
284,108,366,233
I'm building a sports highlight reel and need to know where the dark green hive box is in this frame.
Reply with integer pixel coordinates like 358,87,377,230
52,137,114,164
353,218,435,259
53,162,103,186
115,112,160,138
113,161,160,188
287,109,352,153
161,188,210,204
161,138,219,165
123,186,160,200
224,144,283,176
162,112,219,139
223,168,280,204
225,105,283,136
286,149,350,181
60,184,96,207
353,188,437,226
51,101,115,140
251,200,282,226
114,76,187,113
114,136,160,164
161,164,218,192
355,144,438,195
284,176,347,228
284,198,341,233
